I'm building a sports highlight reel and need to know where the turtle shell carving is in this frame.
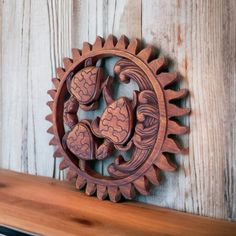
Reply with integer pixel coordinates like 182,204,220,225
65,122,95,161
99,97,133,144
69,66,104,105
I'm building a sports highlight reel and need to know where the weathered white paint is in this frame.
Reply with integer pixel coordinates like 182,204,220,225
0,0,73,178
141,0,236,220
0,0,235,220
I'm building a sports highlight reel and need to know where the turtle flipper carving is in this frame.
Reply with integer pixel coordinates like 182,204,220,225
46,35,190,202
96,139,114,160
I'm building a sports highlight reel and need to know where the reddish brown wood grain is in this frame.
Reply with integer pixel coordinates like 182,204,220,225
0,169,235,236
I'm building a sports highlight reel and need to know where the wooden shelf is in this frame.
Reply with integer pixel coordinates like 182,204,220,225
0,169,235,236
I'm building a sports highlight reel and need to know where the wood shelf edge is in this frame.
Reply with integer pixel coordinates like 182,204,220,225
0,169,235,236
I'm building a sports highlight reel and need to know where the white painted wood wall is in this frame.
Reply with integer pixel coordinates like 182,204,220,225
0,0,235,220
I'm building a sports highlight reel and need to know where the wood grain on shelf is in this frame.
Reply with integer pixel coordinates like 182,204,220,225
0,169,236,236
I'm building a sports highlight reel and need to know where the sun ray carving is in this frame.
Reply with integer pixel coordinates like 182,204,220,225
46,35,190,202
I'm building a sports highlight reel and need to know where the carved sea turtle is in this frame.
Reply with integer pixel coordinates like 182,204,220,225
63,76,138,161
67,58,107,111
91,84,138,160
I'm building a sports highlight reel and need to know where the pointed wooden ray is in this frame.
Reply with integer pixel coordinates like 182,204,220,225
47,89,56,99
86,182,96,196
76,176,86,190
162,138,182,154
155,154,177,172
52,78,60,89
45,114,53,123
165,89,188,101
137,45,154,62
71,48,81,61
119,184,136,200
82,42,92,55
53,148,63,158
67,169,78,181
49,136,57,145
59,159,69,170
127,38,141,54
47,126,54,134
167,120,189,135
79,160,86,172
97,185,108,200
104,35,117,48
108,186,121,202
127,38,140,54
157,72,178,88
149,56,166,74
75,175,86,189
63,57,73,70
93,36,104,50
116,35,129,49
56,68,65,79
133,176,150,195
167,103,190,117
47,101,54,111
145,165,161,185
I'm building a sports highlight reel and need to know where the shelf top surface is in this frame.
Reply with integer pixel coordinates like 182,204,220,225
0,169,235,236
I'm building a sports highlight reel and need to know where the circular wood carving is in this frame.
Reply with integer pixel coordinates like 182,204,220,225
46,35,190,202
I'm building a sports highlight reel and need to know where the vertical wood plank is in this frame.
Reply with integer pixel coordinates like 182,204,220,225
142,0,236,220
0,0,72,178
0,0,2,168
72,0,141,47
1,0,41,173
222,0,236,220
46,0,73,179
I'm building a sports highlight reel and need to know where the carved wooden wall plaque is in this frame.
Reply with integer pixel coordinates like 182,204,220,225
46,35,190,202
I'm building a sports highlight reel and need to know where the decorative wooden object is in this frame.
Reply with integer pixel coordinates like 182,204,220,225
46,35,190,202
